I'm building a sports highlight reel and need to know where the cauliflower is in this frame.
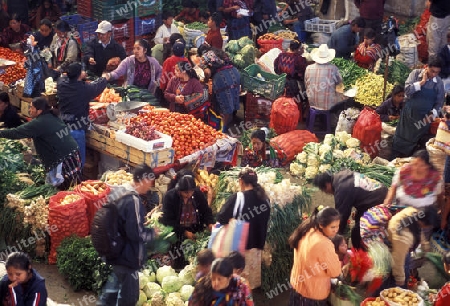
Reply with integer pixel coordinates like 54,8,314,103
307,154,319,167
166,293,185,306
320,150,333,164
178,265,195,286
303,142,319,155
332,149,345,159
319,164,332,173
361,152,371,164
156,265,177,284
180,285,195,301
319,144,332,156
346,137,361,148
335,131,351,145
143,282,161,299
139,272,148,290
304,166,318,180
344,148,362,159
137,290,147,306
290,163,305,176
150,291,165,306
162,276,183,293
323,134,337,149
296,151,307,164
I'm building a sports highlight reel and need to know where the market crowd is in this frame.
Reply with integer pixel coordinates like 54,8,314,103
0,0,450,305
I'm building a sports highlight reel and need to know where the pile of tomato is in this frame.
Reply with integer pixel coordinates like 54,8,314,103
130,106,225,159
0,48,26,85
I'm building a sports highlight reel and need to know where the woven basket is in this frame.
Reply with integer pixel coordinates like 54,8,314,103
426,138,446,179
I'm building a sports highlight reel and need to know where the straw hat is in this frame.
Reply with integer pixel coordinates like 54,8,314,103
310,44,336,64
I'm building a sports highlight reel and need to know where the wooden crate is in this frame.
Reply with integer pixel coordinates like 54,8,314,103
86,130,175,168
15,84,24,98
20,98,32,117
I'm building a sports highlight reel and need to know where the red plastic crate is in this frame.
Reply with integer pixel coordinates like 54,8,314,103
111,18,134,41
244,92,273,127
77,0,92,18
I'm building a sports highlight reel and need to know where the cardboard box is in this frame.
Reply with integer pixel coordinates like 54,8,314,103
20,99,31,117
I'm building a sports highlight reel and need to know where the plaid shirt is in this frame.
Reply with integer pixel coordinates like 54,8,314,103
305,63,342,110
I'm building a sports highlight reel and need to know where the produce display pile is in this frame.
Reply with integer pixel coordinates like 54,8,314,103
125,123,161,141
184,21,208,31
290,132,396,187
377,59,412,86
94,87,122,103
331,58,368,90
102,169,134,186
355,73,394,107
131,106,226,159
225,37,256,70
0,47,26,85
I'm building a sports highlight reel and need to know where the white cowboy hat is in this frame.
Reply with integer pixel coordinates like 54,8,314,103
310,44,336,64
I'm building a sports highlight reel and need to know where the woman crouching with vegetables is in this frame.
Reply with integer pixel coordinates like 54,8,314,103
288,206,341,305
240,129,284,167
161,171,214,269
189,257,253,305
0,252,47,306
0,97,81,190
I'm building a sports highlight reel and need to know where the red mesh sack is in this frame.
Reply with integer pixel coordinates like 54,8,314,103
270,130,318,164
48,191,88,264
74,180,111,229
352,108,382,159
269,97,300,135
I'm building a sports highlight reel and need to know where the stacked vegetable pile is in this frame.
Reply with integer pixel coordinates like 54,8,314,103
225,37,257,70
184,21,208,32
355,73,394,106
137,264,196,306
377,59,412,86
290,133,396,187
331,58,368,90
131,106,226,159
0,47,26,85
94,87,122,103
125,123,160,141
102,169,134,186
194,168,219,195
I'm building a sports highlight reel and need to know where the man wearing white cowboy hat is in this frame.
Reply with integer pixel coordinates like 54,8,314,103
84,20,127,77
305,44,343,111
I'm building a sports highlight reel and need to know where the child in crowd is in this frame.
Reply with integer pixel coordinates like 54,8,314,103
196,249,215,281
331,234,351,267
227,251,251,289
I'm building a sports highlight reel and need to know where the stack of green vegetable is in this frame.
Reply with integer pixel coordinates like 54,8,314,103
355,73,394,106
184,21,208,32
398,16,421,36
225,37,257,70
238,127,277,149
181,231,210,265
331,58,368,90
137,264,195,306
145,211,177,255
377,59,411,86
290,133,396,187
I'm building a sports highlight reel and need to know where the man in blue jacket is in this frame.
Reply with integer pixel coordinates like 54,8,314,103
328,17,365,59
97,164,157,306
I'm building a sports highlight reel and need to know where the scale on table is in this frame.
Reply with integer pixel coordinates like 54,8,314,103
106,101,149,121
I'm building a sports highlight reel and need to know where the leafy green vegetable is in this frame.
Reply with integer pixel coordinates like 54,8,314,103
238,36,254,48
181,231,210,264
398,17,420,36
185,22,208,31
146,216,177,255
225,40,240,54
331,58,369,90
377,59,411,86
18,184,57,200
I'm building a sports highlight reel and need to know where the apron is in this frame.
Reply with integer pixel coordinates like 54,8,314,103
392,84,437,156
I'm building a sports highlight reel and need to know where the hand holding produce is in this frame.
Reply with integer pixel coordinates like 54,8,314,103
59,194,83,206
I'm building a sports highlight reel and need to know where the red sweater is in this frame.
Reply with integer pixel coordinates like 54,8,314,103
159,55,189,90
435,283,450,306
206,28,223,49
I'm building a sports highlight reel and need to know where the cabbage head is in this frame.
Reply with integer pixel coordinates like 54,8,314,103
232,54,246,69
150,291,165,306
162,275,183,293
139,273,149,290
238,36,254,48
225,40,240,54
178,265,195,285
156,265,177,284
137,290,147,306
166,293,185,306
180,285,195,301
240,45,256,67
143,282,161,299
148,272,156,283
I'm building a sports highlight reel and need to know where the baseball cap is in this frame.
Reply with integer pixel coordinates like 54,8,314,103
95,21,112,34
173,41,186,57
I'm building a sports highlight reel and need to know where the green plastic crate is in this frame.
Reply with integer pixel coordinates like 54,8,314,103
241,64,286,100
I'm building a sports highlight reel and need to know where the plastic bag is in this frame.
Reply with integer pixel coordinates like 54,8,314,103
352,108,382,158
48,191,88,264
335,107,360,134
256,48,282,74
269,97,300,135
270,130,318,163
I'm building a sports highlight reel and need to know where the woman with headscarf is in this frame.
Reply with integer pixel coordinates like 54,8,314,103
240,129,284,167
50,19,80,75
200,49,240,131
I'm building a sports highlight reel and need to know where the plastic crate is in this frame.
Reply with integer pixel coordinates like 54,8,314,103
116,36,135,55
241,64,286,100
135,0,162,17
111,18,134,41
257,38,283,54
76,0,93,18
93,1,133,21
115,130,173,152
304,17,339,33
134,14,162,36
61,14,98,43
244,92,272,127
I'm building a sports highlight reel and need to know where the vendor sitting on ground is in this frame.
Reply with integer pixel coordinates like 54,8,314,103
0,92,23,128
354,28,382,71
175,0,201,24
376,85,405,122
240,129,284,168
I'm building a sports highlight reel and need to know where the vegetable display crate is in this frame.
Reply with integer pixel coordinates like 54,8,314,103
241,64,286,100
304,18,339,33
60,14,98,43
115,130,173,152
76,0,93,18
134,14,162,36
93,0,133,21
135,0,162,17
257,38,283,54
111,18,134,41
244,92,272,127
87,130,175,168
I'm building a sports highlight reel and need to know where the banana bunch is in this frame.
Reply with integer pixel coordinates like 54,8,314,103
195,169,219,193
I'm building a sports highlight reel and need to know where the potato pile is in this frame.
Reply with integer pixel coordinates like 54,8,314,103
276,31,297,39
259,33,281,41
365,297,387,306
59,194,83,206
79,181,107,195
381,288,421,306
105,170,134,186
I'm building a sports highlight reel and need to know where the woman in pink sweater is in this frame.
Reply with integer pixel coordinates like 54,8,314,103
288,206,342,305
